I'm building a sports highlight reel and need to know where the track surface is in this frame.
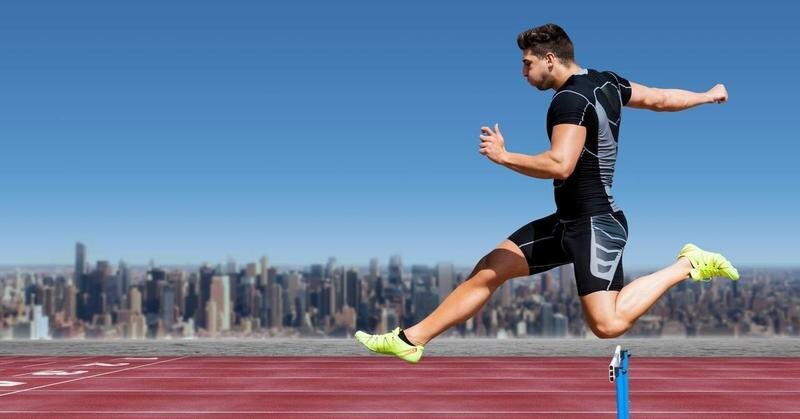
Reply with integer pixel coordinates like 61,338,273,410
0,355,798,417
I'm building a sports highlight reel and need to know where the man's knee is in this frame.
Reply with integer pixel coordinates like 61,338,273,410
590,318,630,339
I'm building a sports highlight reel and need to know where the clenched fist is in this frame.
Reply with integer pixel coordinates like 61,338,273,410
707,84,728,104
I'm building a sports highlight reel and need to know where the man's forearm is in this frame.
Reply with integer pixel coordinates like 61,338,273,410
657,89,713,111
500,150,565,180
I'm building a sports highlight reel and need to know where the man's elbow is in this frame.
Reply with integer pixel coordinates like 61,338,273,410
552,164,574,180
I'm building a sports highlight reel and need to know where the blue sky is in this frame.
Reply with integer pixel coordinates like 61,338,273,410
1,1,797,269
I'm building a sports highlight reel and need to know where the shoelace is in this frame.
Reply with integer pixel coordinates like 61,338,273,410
697,253,724,279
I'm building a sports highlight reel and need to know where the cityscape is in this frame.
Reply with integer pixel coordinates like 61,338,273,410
1,243,798,340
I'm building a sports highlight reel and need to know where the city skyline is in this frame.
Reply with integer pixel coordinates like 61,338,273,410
2,241,797,341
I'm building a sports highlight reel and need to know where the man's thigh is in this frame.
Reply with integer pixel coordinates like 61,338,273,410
506,213,572,276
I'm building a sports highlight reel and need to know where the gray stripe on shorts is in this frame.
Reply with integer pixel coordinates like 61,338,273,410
589,214,626,283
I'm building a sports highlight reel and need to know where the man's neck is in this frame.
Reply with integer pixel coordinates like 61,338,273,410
552,64,584,91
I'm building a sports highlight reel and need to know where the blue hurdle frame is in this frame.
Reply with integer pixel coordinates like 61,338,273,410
608,345,631,419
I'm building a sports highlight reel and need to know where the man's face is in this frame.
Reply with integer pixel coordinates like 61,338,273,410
521,51,551,91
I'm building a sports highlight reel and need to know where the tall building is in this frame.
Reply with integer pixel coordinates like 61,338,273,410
161,283,176,329
269,282,283,329
144,269,165,335
196,266,215,330
553,313,568,337
542,272,555,295
171,271,187,320
226,257,237,276
118,260,130,300
541,302,555,336
388,255,403,286
437,262,454,300
325,257,337,279
259,256,269,288
30,305,49,340
79,264,106,321
369,258,380,281
245,263,258,279
184,274,198,322
211,276,231,331
206,300,218,336
43,287,55,318
559,264,576,296
501,279,512,306
75,242,86,287
412,285,439,324
345,269,360,309
130,287,142,314
64,284,77,321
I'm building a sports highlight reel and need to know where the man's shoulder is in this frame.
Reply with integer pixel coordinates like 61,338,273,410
550,87,593,108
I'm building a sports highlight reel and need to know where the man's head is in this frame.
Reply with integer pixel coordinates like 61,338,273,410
517,23,575,90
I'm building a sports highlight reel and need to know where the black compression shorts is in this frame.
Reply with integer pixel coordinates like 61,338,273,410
507,211,629,296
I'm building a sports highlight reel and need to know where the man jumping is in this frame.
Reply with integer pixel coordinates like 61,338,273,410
355,23,739,363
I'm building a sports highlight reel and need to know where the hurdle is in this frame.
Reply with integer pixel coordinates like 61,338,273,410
608,345,631,419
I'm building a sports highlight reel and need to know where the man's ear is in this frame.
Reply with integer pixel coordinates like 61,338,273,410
545,52,557,69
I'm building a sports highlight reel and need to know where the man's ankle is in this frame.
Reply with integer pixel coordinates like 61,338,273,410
401,329,424,346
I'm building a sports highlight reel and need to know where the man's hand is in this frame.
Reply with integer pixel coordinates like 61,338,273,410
707,84,728,104
479,123,508,164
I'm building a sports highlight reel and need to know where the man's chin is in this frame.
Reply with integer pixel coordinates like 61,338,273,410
528,80,548,91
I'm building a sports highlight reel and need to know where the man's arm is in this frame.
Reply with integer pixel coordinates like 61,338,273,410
480,123,585,180
627,82,728,112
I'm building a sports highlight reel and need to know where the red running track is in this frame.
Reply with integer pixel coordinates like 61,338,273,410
0,355,798,417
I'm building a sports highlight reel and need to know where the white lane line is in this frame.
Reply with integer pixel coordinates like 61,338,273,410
0,356,187,398
0,357,24,365
73,362,130,368
12,356,97,377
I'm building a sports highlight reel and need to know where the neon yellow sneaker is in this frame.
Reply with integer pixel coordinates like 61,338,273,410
678,243,740,281
354,327,424,364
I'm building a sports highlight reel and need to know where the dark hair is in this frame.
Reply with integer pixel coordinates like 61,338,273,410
517,23,574,63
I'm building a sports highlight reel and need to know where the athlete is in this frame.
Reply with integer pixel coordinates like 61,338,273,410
355,23,739,363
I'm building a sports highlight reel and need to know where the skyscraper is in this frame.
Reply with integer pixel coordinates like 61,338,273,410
541,302,555,336
325,257,337,279
206,300,218,336
64,284,77,322
245,263,258,279
345,268,360,309
269,282,283,329
226,257,237,276
161,283,176,328
553,313,568,337
130,287,142,314
259,256,269,289
437,262,454,301
75,242,86,287
31,305,49,340
118,260,130,300
369,258,380,281
388,255,403,286
197,265,215,330
559,264,576,296
211,275,231,331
